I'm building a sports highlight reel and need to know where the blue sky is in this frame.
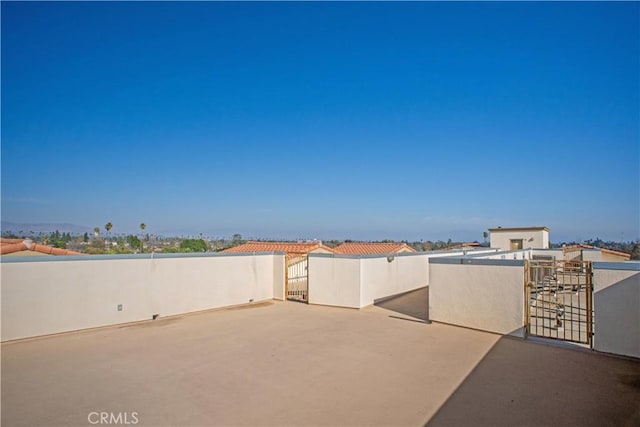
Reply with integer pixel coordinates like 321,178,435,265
2,2,638,242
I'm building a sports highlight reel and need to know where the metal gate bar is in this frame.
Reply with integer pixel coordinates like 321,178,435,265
525,260,593,346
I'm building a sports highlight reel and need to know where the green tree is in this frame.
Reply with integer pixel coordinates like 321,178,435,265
126,235,142,252
104,222,113,248
48,231,67,249
482,231,489,245
93,227,100,237
83,232,89,243
179,238,208,252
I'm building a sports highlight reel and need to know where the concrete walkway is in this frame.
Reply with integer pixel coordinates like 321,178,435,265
2,291,639,426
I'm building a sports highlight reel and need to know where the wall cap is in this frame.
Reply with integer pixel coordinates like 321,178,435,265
593,262,640,271
0,251,285,263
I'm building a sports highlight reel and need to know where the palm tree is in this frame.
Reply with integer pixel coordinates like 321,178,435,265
105,223,113,247
93,227,100,237
139,223,146,253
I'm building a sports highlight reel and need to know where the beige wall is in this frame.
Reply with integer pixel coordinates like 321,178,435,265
469,249,532,260
531,249,564,260
429,261,525,336
359,254,430,307
490,230,549,251
1,253,285,342
308,251,496,309
581,249,602,262
307,256,361,308
600,252,630,262
273,255,286,300
593,266,640,358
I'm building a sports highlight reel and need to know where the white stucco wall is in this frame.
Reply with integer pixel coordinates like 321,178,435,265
308,251,479,309
273,254,286,300
359,254,430,307
468,249,532,260
1,253,285,342
429,261,525,336
599,252,630,262
531,249,564,260
593,266,640,358
582,249,602,262
490,229,549,251
307,255,361,308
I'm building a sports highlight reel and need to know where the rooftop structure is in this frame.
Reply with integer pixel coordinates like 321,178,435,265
564,243,631,262
1,243,637,426
332,241,416,255
489,226,550,251
2,290,639,427
488,226,550,232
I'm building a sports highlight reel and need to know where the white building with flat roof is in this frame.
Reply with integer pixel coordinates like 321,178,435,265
488,226,550,251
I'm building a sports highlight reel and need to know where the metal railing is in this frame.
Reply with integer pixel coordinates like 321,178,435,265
286,254,308,302
525,260,593,346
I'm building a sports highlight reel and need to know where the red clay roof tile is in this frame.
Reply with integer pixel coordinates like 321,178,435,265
0,242,28,255
0,238,83,256
222,241,334,255
332,242,416,255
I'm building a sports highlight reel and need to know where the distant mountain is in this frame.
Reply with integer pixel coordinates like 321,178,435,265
0,222,92,235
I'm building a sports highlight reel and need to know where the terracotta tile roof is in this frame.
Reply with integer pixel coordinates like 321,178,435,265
332,242,416,255
222,241,334,255
0,238,83,256
563,244,631,260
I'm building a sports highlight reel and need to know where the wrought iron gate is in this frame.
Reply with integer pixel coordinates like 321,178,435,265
286,254,308,302
525,260,593,346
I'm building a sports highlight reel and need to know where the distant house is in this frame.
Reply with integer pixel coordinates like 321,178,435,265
488,227,550,251
332,242,416,255
0,238,83,256
446,242,482,250
222,241,334,256
563,244,631,262
223,241,334,300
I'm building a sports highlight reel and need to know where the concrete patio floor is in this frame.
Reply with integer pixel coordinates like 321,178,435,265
2,289,639,426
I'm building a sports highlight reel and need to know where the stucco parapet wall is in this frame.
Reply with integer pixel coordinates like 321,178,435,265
310,252,430,260
429,257,525,267
463,249,530,258
308,248,495,260
0,251,286,264
593,262,640,271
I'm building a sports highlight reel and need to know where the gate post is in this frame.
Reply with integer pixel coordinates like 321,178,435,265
524,260,530,339
284,254,289,303
586,261,593,348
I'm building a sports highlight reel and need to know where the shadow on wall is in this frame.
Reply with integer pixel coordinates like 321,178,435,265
425,333,640,427
374,287,429,322
594,271,640,358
